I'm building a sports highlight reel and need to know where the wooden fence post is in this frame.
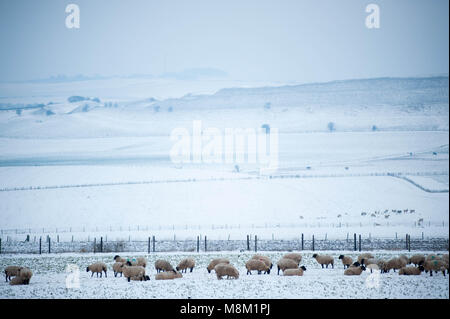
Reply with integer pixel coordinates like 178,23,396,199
197,236,200,253
152,236,155,252
408,234,411,252
405,234,408,250
204,236,207,252
94,238,96,253
301,233,304,250
148,237,151,254
312,235,315,251
247,235,250,251
353,233,357,251
100,237,103,253
0,238,2,254
39,237,42,254
255,235,257,252
48,236,51,254
358,234,361,252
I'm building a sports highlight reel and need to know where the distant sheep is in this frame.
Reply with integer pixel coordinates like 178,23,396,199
283,266,307,276
283,253,302,264
338,255,353,269
155,270,183,280
312,254,334,269
277,258,299,275
245,259,270,275
176,258,195,273
155,259,174,273
86,262,107,278
207,258,230,273
214,263,239,280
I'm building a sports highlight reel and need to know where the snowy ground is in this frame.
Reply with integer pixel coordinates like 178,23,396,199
0,251,448,299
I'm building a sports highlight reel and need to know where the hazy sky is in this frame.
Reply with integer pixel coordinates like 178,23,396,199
0,0,448,82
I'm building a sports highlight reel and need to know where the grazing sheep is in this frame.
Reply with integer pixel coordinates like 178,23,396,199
283,266,307,276
422,260,446,277
399,266,424,276
207,258,230,273
113,255,126,263
344,265,366,276
398,255,409,265
86,262,107,278
409,254,425,266
338,255,353,269
426,254,441,262
214,263,239,280
312,254,334,269
9,267,33,285
277,258,299,275
357,253,374,264
376,260,388,273
122,262,147,282
155,259,174,273
245,259,270,275
251,255,273,270
283,253,302,264
385,258,405,273
4,266,21,282
155,270,183,280
113,262,124,277
176,258,196,273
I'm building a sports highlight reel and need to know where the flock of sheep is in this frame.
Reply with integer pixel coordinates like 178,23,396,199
4,252,449,285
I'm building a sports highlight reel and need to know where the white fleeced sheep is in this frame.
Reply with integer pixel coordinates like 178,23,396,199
252,255,273,270
214,263,239,280
176,258,196,273
283,266,307,276
357,253,374,264
4,266,22,282
385,258,404,273
113,262,124,277
344,265,366,276
245,259,270,275
86,262,107,278
283,253,302,264
155,270,183,280
423,259,446,277
122,262,148,282
207,258,230,273
277,258,299,275
399,266,424,276
409,254,425,266
338,255,353,269
312,254,334,269
155,259,174,273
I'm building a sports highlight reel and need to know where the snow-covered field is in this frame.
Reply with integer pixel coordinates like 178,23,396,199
0,251,448,299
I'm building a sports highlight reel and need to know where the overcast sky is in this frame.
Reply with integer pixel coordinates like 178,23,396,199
0,0,448,83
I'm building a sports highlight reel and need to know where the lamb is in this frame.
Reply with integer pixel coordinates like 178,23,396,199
214,263,239,280
155,270,183,280
409,254,425,266
399,265,424,275
4,266,22,282
121,262,148,282
277,258,299,275
176,258,196,273
9,267,33,285
245,259,270,275
283,266,307,276
312,254,334,269
207,258,230,273
338,255,353,269
155,259,175,273
86,262,107,278
113,255,126,263
113,262,124,277
344,265,366,275
252,255,273,270
282,253,302,264
422,260,446,277
357,253,374,264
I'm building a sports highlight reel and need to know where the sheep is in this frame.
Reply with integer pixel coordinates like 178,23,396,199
113,255,126,263
176,258,196,273
251,255,273,270
245,259,270,275
155,259,174,273
422,260,446,277
86,262,107,278
344,265,366,276
113,262,124,277
155,270,183,280
409,254,425,266
9,267,33,285
385,258,404,273
365,263,380,273
207,258,230,273
398,255,409,266
283,266,307,276
136,257,147,268
376,260,388,273
357,253,374,264
426,254,441,261
338,255,353,269
399,266,424,276
312,254,334,269
4,266,22,282
282,253,302,264
277,258,299,275
122,262,148,282
214,263,239,280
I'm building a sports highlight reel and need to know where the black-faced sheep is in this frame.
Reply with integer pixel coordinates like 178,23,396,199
155,259,174,273
176,258,196,273
422,259,446,277
245,259,270,275
207,258,230,273
251,255,273,270
114,255,126,263
283,266,307,276
214,263,239,280
86,262,107,278
338,255,353,269
344,265,366,275
113,262,124,277
399,265,424,275
357,253,374,264
277,258,299,275
155,270,183,280
122,262,148,282
312,254,334,269
283,253,302,264
9,267,33,285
